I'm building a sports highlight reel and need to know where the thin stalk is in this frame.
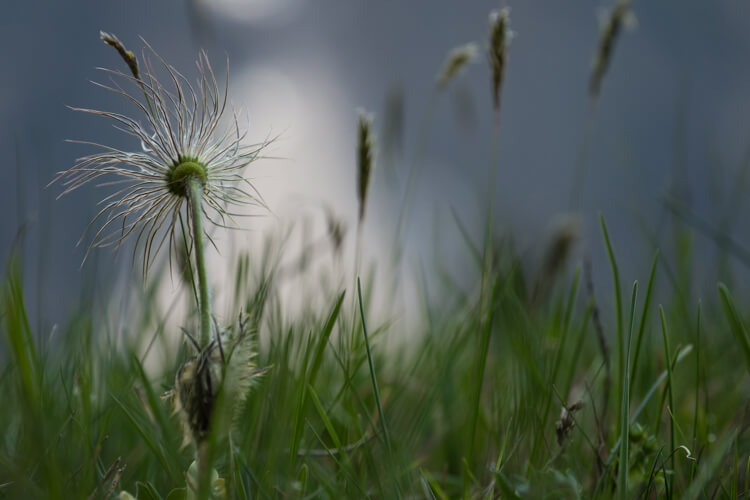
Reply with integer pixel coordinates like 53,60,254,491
690,301,701,481
357,277,391,454
617,281,637,500
600,214,623,435
390,90,439,291
188,178,212,347
630,251,658,391
659,306,676,494
469,276,499,460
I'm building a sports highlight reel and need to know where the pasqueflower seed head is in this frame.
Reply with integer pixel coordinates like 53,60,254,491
53,38,271,276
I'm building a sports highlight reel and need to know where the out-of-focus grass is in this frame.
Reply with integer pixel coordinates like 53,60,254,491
2,207,750,498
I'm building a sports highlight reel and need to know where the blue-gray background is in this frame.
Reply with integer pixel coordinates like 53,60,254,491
3,0,750,327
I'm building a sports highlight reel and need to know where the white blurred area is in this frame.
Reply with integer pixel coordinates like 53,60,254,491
150,49,411,339
196,0,302,26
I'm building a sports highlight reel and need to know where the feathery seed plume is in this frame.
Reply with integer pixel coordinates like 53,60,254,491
52,40,271,276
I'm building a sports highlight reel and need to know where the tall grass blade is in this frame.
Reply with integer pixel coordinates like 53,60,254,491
684,430,737,500
617,281,637,500
660,306,676,494
600,214,623,431
469,276,499,460
717,283,750,375
630,251,658,388
357,277,391,454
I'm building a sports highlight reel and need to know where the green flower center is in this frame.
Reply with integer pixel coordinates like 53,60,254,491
167,159,207,198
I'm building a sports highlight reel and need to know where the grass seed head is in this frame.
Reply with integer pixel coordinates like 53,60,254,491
325,206,346,255
100,31,140,82
532,218,580,304
589,0,633,99
437,43,478,90
488,8,512,113
356,110,375,223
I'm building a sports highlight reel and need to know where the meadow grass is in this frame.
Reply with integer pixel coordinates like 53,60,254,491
2,4,750,499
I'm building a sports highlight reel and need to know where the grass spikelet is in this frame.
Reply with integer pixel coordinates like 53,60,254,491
437,43,478,90
100,31,140,81
325,206,347,255
488,8,512,113
356,110,375,223
589,0,633,99
531,218,579,304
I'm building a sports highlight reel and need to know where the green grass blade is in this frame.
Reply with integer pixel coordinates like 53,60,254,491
691,300,701,481
357,277,391,454
630,251,658,388
469,276,499,460
289,292,345,462
309,292,346,385
596,344,694,495
2,259,40,410
110,392,175,480
307,383,345,457
600,213,624,432
684,430,738,500
717,283,750,375
617,281,637,500
660,306,676,494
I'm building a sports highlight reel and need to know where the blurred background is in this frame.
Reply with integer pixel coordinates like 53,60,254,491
3,0,750,330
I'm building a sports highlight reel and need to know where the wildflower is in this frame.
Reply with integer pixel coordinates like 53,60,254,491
53,39,271,276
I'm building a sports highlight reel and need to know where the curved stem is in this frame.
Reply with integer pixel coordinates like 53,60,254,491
188,177,212,347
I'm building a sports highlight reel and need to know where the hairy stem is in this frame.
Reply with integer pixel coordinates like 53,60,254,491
188,177,212,347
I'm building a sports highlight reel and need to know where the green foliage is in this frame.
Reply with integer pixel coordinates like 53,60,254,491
4,6,750,498
2,223,749,498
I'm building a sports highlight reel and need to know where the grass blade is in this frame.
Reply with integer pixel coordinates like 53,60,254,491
717,283,750,375
630,251,658,388
617,281,637,500
659,306,676,494
357,277,391,454
600,214,623,432
469,276,499,460
684,430,738,500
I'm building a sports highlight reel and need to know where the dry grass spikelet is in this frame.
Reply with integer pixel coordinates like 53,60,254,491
556,401,584,446
99,31,140,81
324,206,347,256
531,219,580,305
488,8,512,113
589,0,634,99
437,43,478,90
356,110,375,223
